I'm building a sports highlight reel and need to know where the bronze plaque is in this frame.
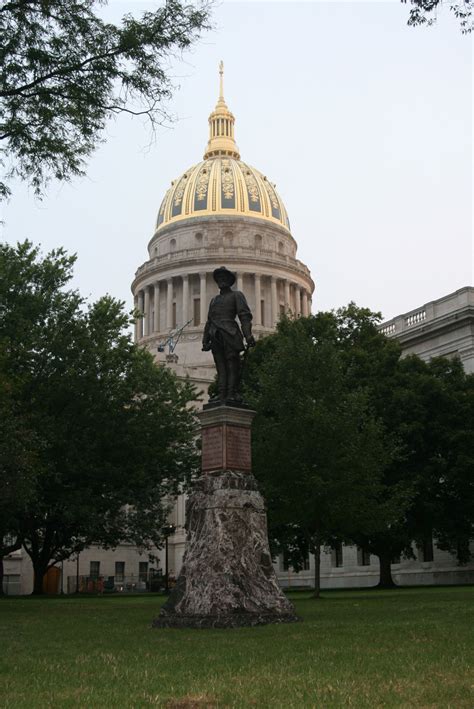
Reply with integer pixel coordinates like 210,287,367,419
226,425,252,471
202,426,223,471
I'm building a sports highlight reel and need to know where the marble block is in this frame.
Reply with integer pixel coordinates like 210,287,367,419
153,471,298,628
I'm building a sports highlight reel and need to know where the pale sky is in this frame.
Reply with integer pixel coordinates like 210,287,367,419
1,1,472,321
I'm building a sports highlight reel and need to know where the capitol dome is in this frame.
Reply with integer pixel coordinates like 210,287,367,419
156,157,290,233
132,62,314,394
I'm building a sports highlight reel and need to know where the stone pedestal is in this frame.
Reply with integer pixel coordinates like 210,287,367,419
153,405,297,629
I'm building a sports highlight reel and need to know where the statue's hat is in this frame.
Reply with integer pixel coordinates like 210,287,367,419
213,266,236,286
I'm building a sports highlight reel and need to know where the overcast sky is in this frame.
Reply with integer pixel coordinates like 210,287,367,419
1,0,472,321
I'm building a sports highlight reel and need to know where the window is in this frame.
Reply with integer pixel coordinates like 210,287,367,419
260,300,265,326
172,302,177,329
139,562,148,582
195,232,203,244
357,547,371,566
115,561,125,582
170,238,176,252
331,543,343,568
278,241,284,253
302,555,310,571
282,552,290,571
279,304,285,317
90,561,100,578
255,234,262,249
193,298,200,326
419,537,434,563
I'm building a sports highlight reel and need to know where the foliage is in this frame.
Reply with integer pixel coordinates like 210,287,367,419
1,589,473,706
243,313,390,594
0,241,199,593
402,0,473,33
0,0,211,198
244,305,474,588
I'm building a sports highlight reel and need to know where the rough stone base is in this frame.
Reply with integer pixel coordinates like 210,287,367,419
153,471,298,629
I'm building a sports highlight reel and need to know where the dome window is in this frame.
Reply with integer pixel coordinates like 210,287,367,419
255,234,262,249
170,238,176,252
195,232,203,244
278,242,284,253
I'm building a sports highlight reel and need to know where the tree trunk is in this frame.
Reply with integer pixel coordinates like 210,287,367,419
32,561,48,595
311,542,321,599
377,552,397,589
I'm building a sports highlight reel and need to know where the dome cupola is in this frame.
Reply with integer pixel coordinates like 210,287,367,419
204,61,240,160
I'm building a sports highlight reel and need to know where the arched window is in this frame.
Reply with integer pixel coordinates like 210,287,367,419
255,234,263,250
224,231,233,247
195,232,203,245
170,238,176,252
278,241,284,253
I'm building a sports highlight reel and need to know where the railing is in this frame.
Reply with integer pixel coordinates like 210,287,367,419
134,246,311,279
379,323,396,336
405,309,426,327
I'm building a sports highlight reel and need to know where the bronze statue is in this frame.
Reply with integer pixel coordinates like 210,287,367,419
202,267,255,404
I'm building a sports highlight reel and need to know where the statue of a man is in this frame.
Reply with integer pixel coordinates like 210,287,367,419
202,267,255,403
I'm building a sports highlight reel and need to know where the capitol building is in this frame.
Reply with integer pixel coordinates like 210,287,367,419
3,67,473,594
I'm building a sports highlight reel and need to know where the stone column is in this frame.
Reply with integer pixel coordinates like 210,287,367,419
254,274,262,326
294,285,301,317
200,272,207,325
271,276,278,326
167,278,173,330
153,282,160,333
134,294,139,342
137,290,144,339
284,280,290,313
143,287,150,336
182,274,189,325
302,290,309,317
237,272,243,292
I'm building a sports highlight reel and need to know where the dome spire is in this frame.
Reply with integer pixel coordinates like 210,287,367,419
204,61,240,160
219,60,224,102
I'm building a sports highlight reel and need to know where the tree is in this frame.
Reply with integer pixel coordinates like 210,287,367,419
402,0,473,34
0,379,40,593
316,305,474,586
243,315,389,598
0,241,198,594
0,0,211,198
244,305,474,591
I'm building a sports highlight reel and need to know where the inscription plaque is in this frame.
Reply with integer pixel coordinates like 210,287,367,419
202,426,223,471
226,426,251,471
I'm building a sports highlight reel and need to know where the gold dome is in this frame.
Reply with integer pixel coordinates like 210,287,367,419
156,63,290,234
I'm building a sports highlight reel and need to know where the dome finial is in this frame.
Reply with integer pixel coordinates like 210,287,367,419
204,62,240,160
219,60,224,102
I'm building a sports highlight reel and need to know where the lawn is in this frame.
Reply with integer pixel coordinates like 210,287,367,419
1,587,473,708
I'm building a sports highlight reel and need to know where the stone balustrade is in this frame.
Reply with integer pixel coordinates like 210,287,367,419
379,287,474,338
134,246,312,280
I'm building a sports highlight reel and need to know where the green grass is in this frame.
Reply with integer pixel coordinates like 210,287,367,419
1,587,473,708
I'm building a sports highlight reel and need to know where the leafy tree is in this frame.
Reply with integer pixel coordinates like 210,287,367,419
0,380,39,593
0,0,211,198
402,0,472,34
245,306,474,591
0,241,198,594
243,315,389,597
